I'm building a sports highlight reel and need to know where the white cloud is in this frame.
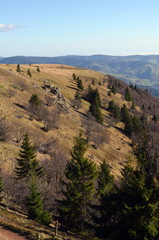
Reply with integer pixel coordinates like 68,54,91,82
0,24,19,32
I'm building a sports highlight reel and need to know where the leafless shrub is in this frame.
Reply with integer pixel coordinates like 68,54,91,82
11,124,25,143
92,130,109,149
82,115,110,148
71,98,82,109
16,79,28,91
7,88,16,98
43,104,62,132
2,172,28,211
41,149,68,212
28,100,62,132
0,120,10,141
28,102,46,121
36,137,58,154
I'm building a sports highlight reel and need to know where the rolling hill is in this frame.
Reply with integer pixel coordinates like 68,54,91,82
1,54,159,96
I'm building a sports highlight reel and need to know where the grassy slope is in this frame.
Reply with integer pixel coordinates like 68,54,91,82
0,63,132,178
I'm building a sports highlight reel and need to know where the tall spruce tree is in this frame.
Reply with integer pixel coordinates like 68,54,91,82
108,101,121,119
27,68,32,78
111,85,117,94
58,131,97,233
121,104,134,135
72,73,76,81
89,89,103,124
97,160,114,197
77,78,84,91
93,160,116,239
125,87,132,101
26,174,51,225
15,133,43,179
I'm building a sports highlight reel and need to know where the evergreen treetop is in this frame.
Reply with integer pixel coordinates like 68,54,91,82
16,64,21,73
108,101,121,119
77,78,84,91
29,94,41,106
72,73,76,81
15,133,44,179
36,66,40,72
97,160,114,197
27,68,32,78
26,174,51,225
125,87,133,101
111,85,117,94
58,131,97,233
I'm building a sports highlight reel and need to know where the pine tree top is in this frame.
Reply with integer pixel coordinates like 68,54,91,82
15,133,44,179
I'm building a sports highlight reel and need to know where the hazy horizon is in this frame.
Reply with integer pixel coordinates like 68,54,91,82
2,53,159,58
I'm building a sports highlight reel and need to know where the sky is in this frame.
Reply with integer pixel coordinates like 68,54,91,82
1,0,159,57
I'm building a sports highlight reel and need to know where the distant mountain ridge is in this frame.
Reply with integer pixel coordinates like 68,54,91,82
1,54,159,96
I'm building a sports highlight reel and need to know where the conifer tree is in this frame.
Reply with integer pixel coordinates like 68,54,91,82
74,89,81,101
125,87,132,101
86,87,101,106
15,133,43,179
58,131,97,233
97,160,114,197
94,88,101,107
93,160,116,239
26,174,51,225
27,68,32,78
111,85,117,94
92,79,95,85
29,94,41,106
0,177,3,203
108,101,120,119
89,89,103,123
89,98,103,124
77,78,84,91
107,83,111,89
16,64,21,73
72,73,76,81
108,91,111,97
114,160,159,240
152,114,157,123
36,66,40,72
121,104,134,135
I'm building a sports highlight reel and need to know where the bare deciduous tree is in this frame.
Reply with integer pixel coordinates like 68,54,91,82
43,104,62,132
82,115,110,148
7,88,16,98
11,124,25,143
0,120,10,141
16,79,28,91
71,98,82,109
41,149,68,213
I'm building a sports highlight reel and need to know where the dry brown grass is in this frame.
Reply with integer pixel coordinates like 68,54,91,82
0,63,132,180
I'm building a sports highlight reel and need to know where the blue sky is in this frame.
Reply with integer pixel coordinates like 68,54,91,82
1,0,159,57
